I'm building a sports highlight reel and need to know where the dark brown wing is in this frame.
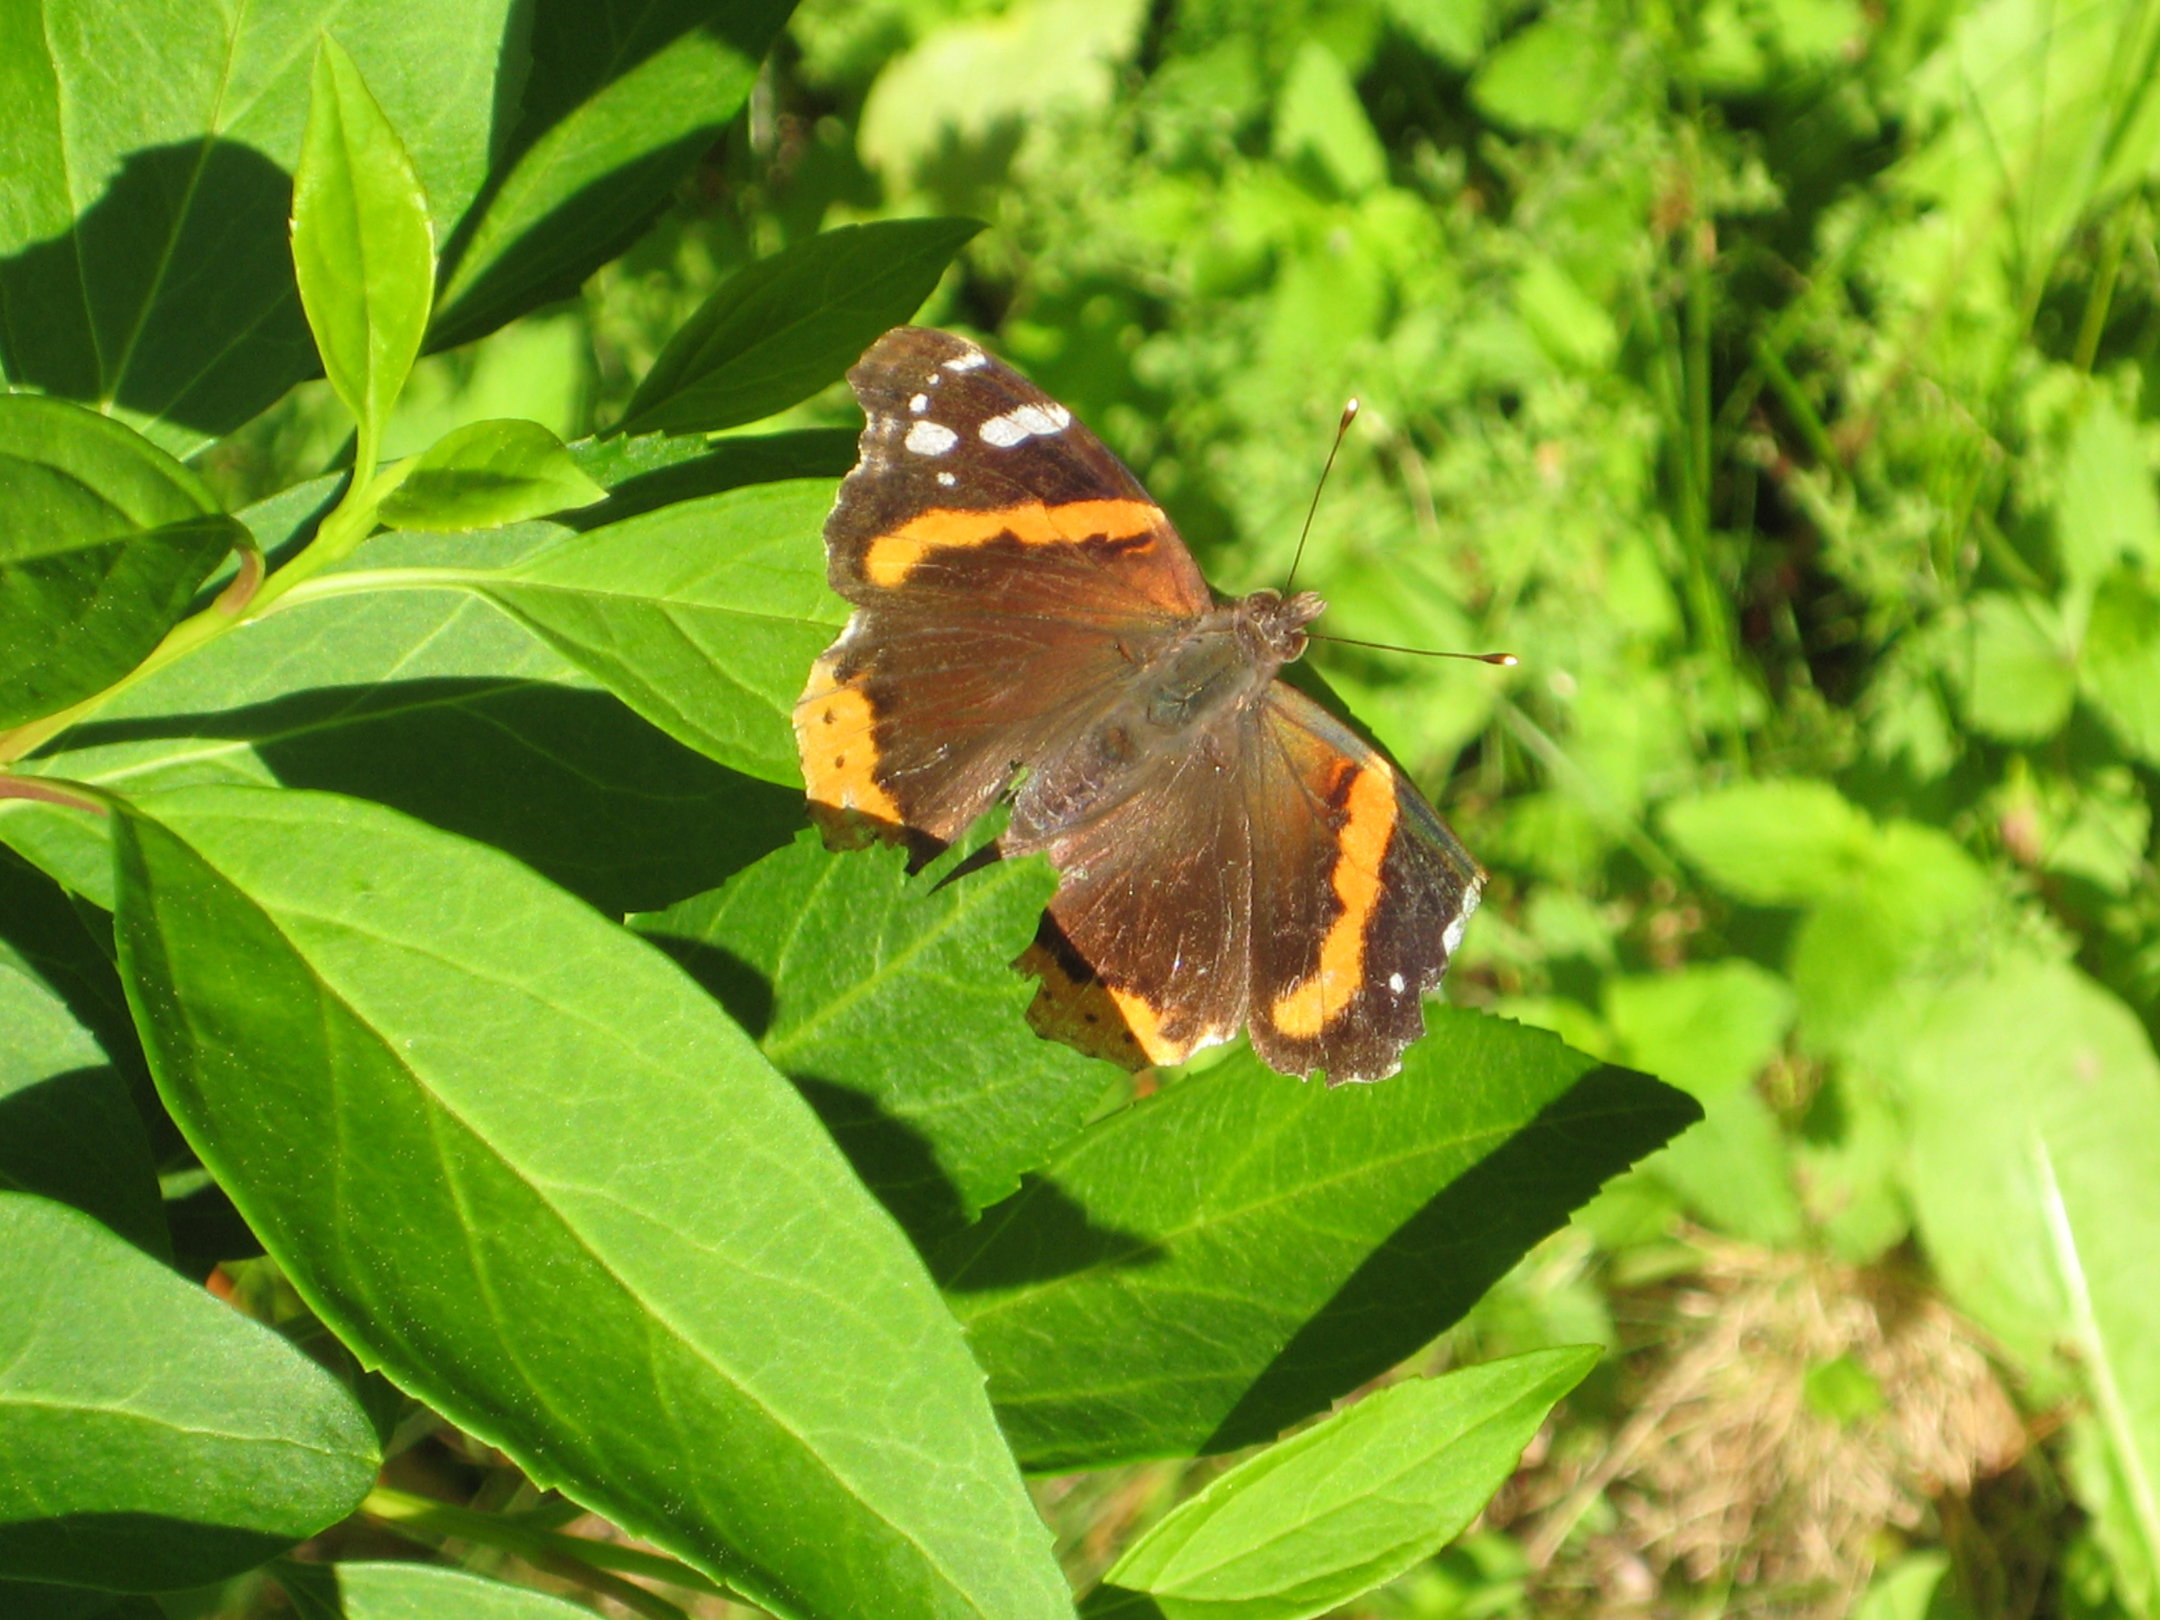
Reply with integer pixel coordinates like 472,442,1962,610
798,327,1214,844
1241,685,1484,1083
1013,733,1255,1070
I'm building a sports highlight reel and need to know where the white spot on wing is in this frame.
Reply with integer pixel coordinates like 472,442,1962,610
908,393,929,413
905,419,958,456
979,402,1071,447
1442,909,1471,959
936,471,956,486
1388,971,1405,994
943,348,988,372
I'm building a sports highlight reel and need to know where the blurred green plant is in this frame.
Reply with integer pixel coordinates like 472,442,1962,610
10,0,2160,1612
0,7,1691,1620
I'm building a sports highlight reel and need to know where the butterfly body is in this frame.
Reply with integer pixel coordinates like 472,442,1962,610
796,327,1483,1083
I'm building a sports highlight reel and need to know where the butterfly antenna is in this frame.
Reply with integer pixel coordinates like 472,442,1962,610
1307,632,1518,666
1284,398,1360,597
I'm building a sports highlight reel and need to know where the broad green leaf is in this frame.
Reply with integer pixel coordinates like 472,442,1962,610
937,1012,1697,1469
16,507,802,917
1603,962,1794,1102
431,0,797,348
1469,15,1608,134
617,220,985,436
634,829,1110,1244
2081,565,2160,766
0,850,147,1100
0,1580,149,1620
1889,953,2160,1601
380,419,606,532
1895,953,2160,1406
0,945,164,1257
0,397,239,728
0,2,512,452
1787,820,1999,1058
570,428,857,524
0,1191,378,1592
112,786,1068,1620
1272,43,1387,197
1100,1348,1596,1620
292,38,436,444
278,1561,599,1620
858,0,1149,187
0,802,117,910
471,479,842,784
1659,779,1877,906
1382,0,1488,66
1605,963,1801,1246
2059,396,2160,590
1955,591,2075,742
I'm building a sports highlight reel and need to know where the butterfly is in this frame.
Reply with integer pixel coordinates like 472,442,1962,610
794,327,1483,1083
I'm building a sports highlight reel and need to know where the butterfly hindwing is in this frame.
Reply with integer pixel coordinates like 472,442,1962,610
1242,687,1483,1080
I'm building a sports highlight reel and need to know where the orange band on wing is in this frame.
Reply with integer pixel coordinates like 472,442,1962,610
794,652,900,824
1269,761,1398,1039
1107,984,1191,1068
862,498,1159,587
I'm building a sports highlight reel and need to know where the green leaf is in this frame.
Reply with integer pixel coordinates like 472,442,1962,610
1382,0,1488,66
938,1013,1698,1470
471,479,842,784
617,220,985,436
1605,963,1801,1246
1272,43,1387,196
1894,954,2160,1444
112,786,1068,1620
292,36,436,445
0,1191,378,1592
571,428,859,524
1470,15,1608,134
1659,779,1878,906
1787,821,1998,1058
1100,1348,1596,1620
634,830,1110,1244
857,0,1150,187
2081,566,2160,767
2059,396,2160,591
379,420,607,532
1956,591,2076,743
15,502,805,917
430,0,797,348
1888,953,2160,1605
277,1561,600,1620
0,942,165,1258
0,3,512,452
0,397,238,729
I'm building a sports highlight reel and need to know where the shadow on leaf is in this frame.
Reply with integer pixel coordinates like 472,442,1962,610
1202,1062,1694,1452
0,139,314,441
61,680,803,915
931,1174,1166,1292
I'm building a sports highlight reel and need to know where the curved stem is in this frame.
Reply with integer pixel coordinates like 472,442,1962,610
361,1485,747,1616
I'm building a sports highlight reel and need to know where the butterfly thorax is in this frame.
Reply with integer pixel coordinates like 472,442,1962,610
1009,588,1327,842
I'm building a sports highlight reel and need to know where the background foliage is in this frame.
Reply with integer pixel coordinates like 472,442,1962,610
5,0,2160,1616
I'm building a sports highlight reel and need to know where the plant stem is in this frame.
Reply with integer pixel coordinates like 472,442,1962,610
362,1485,747,1617
0,453,406,767
2072,202,2135,373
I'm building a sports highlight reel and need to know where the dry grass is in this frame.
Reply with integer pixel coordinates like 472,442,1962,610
1491,1237,2032,1617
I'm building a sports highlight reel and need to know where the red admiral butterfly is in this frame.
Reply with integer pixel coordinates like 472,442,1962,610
795,327,1484,1083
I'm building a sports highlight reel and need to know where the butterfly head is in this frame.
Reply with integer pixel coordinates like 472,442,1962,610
1236,587,1329,667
